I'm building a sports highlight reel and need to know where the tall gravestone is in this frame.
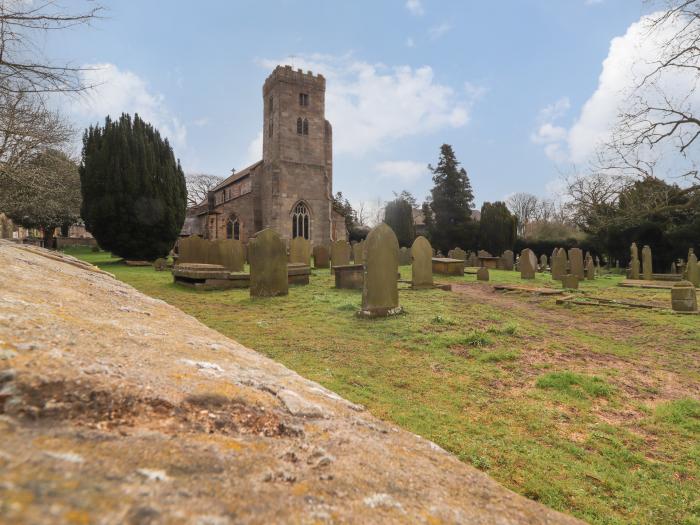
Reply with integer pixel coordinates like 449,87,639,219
539,254,548,272
360,223,401,317
569,248,585,280
411,236,433,289
399,246,412,266
520,248,536,279
352,240,365,264
313,244,330,268
687,249,699,287
630,242,640,279
289,237,311,266
331,240,351,270
551,248,567,281
249,229,288,297
501,250,514,271
642,245,653,280
585,257,595,280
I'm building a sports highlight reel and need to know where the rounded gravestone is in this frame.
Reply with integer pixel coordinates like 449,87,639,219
331,240,351,270
313,244,330,268
289,237,311,266
568,248,584,280
642,245,653,281
411,236,433,289
551,248,567,281
686,249,699,287
671,280,697,312
249,229,288,297
520,249,535,279
476,267,489,281
359,223,401,317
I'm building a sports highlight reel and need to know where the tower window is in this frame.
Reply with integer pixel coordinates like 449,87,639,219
268,118,273,137
292,202,310,239
297,117,303,135
302,118,309,135
269,96,273,112
299,93,309,106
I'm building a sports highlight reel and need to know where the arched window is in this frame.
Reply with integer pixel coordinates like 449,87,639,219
297,117,303,135
226,216,241,240
268,118,273,137
302,118,309,135
292,202,310,240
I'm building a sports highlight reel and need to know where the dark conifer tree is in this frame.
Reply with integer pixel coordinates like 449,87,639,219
79,113,187,260
478,201,517,255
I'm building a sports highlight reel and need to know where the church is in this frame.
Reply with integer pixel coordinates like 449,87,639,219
184,65,347,245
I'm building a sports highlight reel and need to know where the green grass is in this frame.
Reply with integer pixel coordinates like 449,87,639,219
66,247,700,525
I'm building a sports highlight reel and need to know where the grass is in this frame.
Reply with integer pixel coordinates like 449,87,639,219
66,247,700,525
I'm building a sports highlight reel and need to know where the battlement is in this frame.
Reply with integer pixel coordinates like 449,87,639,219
263,64,325,94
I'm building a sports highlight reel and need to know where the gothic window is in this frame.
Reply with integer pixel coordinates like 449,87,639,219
297,117,303,135
302,118,309,135
292,202,310,240
268,118,273,137
299,93,309,106
226,216,241,240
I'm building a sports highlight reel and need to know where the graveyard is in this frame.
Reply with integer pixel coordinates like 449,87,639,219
63,244,700,525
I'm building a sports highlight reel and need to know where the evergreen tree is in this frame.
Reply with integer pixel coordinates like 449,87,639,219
384,191,416,247
427,144,476,251
478,201,517,255
80,113,187,260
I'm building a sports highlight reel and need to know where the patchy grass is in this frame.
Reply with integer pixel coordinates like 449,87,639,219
67,247,700,525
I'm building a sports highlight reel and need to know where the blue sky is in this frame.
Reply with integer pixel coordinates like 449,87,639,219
50,0,653,211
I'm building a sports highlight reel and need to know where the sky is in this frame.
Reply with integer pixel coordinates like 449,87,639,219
47,0,659,211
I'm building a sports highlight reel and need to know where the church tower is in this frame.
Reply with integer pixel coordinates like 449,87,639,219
258,65,333,245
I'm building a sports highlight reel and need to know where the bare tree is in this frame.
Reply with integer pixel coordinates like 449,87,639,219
564,172,629,230
506,192,538,235
0,0,103,95
185,173,224,207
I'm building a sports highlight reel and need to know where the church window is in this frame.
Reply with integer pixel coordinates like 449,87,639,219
292,202,310,239
269,96,273,112
302,118,309,135
299,93,309,106
297,117,303,135
268,118,273,137
226,216,241,240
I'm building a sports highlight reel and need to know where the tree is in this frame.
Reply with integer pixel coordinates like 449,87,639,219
384,191,416,247
0,148,81,246
506,193,538,236
80,113,187,260
478,201,517,255
185,173,224,207
426,144,476,251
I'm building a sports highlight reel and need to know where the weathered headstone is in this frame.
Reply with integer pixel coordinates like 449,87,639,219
520,248,536,279
411,236,433,289
671,280,697,312
453,248,467,263
359,224,401,317
248,229,288,297
399,246,412,266
476,267,489,281
211,239,245,271
551,248,567,281
313,244,330,268
477,250,492,258
585,257,595,280
562,274,579,289
642,245,653,280
500,250,514,271
630,242,640,279
153,258,167,271
569,248,585,280
687,249,699,287
352,240,365,264
468,251,480,268
177,236,208,265
289,237,311,266
539,254,548,272
331,240,351,270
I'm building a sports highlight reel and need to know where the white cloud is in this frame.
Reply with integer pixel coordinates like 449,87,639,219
254,54,479,156
65,63,187,151
585,0,604,5
405,0,424,16
405,37,415,48
428,22,451,40
374,160,428,183
246,131,263,165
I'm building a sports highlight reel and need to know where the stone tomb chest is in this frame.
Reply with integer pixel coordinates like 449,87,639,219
432,257,465,276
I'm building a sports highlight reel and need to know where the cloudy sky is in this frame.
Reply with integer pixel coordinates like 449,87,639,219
50,0,659,209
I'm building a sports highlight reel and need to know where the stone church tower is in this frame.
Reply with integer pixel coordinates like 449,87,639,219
185,65,344,246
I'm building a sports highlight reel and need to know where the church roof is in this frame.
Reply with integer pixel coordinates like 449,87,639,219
211,160,263,192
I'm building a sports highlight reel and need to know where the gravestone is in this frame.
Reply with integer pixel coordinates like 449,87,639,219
468,251,480,267
551,248,567,281
411,236,433,289
500,250,514,271
562,274,579,289
687,249,699,287
478,250,492,258
539,254,548,272
447,249,455,259
453,248,467,263
331,240,351,270
671,280,697,312
585,257,595,280
178,236,208,265
352,240,365,264
520,249,536,279
569,248,585,280
211,239,245,272
399,246,412,266
289,237,311,266
630,242,640,279
671,262,677,274
642,245,653,280
248,229,288,297
313,245,330,268
153,258,167,271
476,267,489,281
360,223,401,317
